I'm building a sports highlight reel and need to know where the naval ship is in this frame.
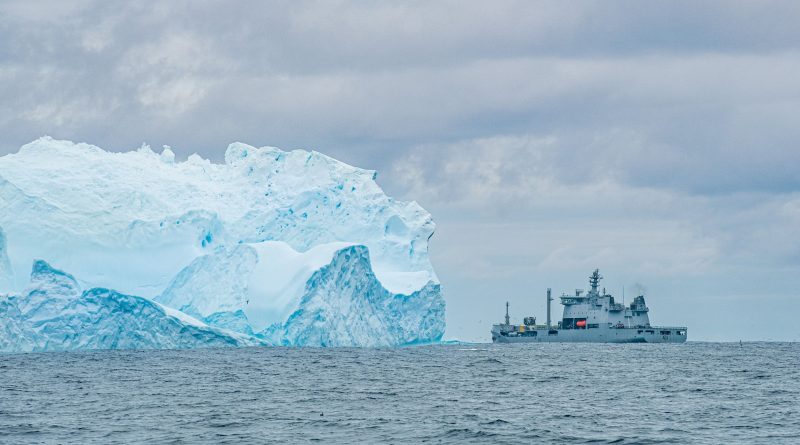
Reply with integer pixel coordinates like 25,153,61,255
491,270,687,343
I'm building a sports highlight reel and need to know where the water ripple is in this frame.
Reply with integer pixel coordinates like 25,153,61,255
0,342,798,444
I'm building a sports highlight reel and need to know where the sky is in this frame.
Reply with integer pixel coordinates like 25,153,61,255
1,1,798,341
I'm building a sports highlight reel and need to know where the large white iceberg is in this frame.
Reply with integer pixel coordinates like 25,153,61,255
0,137,444,351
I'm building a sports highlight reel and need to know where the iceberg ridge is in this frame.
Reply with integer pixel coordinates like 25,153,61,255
0,261,262,352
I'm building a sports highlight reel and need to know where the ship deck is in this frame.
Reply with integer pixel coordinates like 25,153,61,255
491,324,688,343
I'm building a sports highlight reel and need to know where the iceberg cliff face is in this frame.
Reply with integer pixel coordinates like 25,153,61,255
265,245,444,347
0,227,12,290
0,137,444,351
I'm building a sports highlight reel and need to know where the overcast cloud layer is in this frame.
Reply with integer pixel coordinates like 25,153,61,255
1,1,798,341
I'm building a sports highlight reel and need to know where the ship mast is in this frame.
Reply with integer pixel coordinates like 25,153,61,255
505,301,510,325
589,269,602,294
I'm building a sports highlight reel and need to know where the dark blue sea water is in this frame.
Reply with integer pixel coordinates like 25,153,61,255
1,343,798,444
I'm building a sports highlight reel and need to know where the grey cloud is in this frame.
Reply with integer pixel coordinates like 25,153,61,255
10,1,797,68
392,134,800,274
3,0,799,193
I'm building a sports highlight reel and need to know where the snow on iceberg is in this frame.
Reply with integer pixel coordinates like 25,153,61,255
0,137,444,350
0,261,262,352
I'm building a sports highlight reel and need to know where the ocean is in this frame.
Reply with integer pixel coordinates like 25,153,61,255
1,342,798,444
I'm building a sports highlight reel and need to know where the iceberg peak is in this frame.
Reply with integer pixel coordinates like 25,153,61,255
28,260,81,297
160,145,175,163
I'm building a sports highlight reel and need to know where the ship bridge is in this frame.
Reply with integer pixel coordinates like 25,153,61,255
559,269,651,329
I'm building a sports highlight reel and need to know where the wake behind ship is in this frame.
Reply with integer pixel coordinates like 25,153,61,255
492,270,687,343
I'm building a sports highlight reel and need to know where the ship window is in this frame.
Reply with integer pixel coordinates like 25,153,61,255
548,330,558,335
587,324,599,329
660,330,671,335
645,330,654,334
676,330,685,335
637,330,643,334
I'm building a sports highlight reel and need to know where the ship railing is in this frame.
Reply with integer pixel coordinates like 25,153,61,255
609,324,687,330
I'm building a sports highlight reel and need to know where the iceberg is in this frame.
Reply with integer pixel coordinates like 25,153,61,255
0,137,444,351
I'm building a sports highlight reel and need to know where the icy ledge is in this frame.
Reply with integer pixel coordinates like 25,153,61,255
0,245,445,352
156,242,444,346
0,261,262,352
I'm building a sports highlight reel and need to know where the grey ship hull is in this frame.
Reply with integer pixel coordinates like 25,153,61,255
492,325,687,344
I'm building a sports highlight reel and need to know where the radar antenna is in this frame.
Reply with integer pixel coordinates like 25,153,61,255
589,269,603,293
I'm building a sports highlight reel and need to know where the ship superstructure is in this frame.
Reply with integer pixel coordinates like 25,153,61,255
491,270,687,343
